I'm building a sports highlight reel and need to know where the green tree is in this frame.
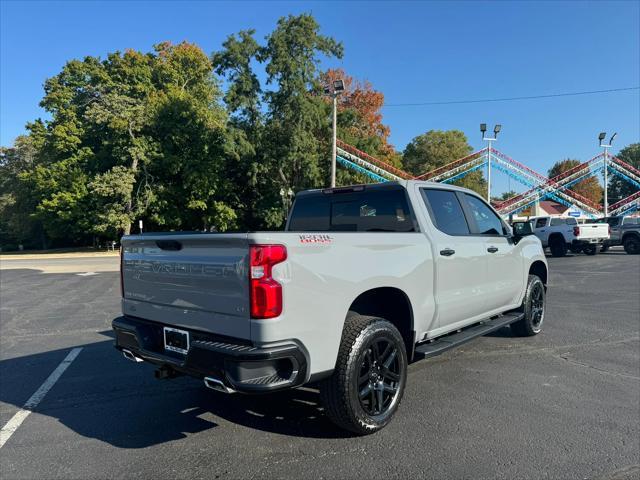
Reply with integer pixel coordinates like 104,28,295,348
212,29,267,230
548,158,603,205
259,14,343,227
0,131,47,249
15,42,232,241
402,130,486,195
494,190,517,202
609,143,640,204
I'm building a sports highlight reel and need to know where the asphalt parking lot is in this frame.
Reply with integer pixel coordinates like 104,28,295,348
0,251,638,479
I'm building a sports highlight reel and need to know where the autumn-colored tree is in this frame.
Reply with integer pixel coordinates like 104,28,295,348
548,159,603,205
320,69,399,168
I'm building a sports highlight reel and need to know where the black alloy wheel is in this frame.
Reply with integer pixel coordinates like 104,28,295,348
357,337,402,416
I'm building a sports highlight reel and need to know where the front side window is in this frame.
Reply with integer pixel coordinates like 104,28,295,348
422,189,470,235
463,194,506,235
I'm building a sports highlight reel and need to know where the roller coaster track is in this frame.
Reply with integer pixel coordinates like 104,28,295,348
335,140,640,217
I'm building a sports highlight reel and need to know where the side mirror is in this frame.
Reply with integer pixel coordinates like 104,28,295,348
511,221,533,244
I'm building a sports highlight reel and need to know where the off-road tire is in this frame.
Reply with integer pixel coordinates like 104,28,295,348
320,314,407,435
511,275,545,337
623,236,640,255
549,237,567,257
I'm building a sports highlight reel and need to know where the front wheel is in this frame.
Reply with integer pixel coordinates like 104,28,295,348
320,315,407,435
600,244,609,253
624,236,640,255
549,237,567,257
511,275,545,337
582,244,598,255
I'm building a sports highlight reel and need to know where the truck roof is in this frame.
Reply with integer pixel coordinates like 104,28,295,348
296,180,475,197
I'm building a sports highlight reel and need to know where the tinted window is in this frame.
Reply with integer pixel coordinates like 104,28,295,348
464,194,506,235
595,217,620,226
624,217,638,225
288,187,415,232
535,218,548,228
550,217,575,226
422,189,470,235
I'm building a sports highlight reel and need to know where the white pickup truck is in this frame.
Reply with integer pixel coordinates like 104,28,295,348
114,181,548,434
529,216,609,256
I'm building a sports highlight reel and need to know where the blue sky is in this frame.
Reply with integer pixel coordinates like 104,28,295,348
1,0,639,194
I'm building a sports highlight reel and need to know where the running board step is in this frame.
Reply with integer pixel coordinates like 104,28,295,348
413,312,524,360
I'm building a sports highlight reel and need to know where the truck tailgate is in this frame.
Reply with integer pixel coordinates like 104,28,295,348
121,233,251,338
577,224,609,240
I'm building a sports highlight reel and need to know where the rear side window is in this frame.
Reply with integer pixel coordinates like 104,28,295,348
422,189,470,235
288,187,415,232
463,194,507,235
535,218,548,228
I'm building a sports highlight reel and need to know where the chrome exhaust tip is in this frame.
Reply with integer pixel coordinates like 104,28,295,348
122,349,143,363
204,376,235,394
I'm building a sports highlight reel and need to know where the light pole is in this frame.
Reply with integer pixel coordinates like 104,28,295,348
481,123,501,202
599,132,617,217
324,79,345,188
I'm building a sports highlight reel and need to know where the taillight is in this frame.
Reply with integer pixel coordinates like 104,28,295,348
120,246,124,297
573,226,580,237
249,245,287,319
608,225,611,235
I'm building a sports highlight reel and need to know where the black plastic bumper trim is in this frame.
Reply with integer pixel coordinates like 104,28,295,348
112,315,308,393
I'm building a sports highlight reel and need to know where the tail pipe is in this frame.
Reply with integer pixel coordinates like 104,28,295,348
122,349,144,363
204,376,235,394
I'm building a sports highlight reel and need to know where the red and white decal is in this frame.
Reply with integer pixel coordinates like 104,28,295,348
299,234,333,244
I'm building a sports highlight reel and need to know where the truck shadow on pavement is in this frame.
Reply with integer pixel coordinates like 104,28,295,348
0,334,351,447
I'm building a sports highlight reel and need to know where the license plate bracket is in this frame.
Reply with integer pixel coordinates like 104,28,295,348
163,327,190,355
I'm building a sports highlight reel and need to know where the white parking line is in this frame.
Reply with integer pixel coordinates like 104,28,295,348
0,347,82,449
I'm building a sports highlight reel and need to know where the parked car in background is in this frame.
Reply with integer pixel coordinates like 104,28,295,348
113,181,547,434
595,216,640,254
529,216,609,256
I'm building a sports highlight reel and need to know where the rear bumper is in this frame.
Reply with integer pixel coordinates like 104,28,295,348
572,238,605,246
112,315,308,393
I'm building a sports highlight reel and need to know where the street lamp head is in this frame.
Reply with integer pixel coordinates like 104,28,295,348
598,132,606,144
494,124,502,135
333,79,345,93
610,132,617,144
480,123,487,134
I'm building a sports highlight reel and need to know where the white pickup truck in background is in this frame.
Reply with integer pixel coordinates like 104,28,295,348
530,216,609,256
114,181,548,434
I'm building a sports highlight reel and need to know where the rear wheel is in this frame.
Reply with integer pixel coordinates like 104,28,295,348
624,236,640,255
511,275,545,337
549,237,567,257
582,244,598,255
320,314,407,435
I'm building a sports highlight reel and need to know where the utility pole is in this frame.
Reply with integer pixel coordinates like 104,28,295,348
324,79,345,188
598,132,617,217
481,124,501,202
331,94,337,188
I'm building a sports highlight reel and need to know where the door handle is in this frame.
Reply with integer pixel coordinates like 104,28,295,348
440,248,455,257
487,247,499,253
